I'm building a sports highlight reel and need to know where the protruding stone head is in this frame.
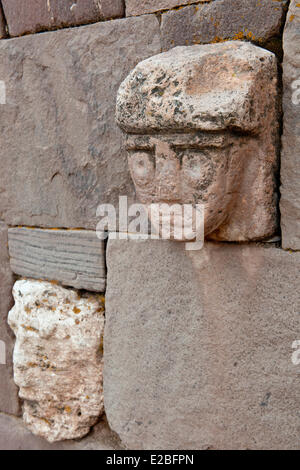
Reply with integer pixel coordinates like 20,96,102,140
116,41,279,241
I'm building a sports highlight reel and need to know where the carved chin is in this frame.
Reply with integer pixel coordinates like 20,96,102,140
147,203,204,241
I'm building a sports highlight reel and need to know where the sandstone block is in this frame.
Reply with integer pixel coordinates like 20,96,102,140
126,0,207,17
280,0,300,250
2,0,125,37
105,239,300,450
116,42,280,242
160,0,289,53
8,228,106,292
0,222,20,416
8,280,105,443
0,16,161,229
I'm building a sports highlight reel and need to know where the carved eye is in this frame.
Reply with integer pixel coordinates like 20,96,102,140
128,151,155,184
182,151,214,190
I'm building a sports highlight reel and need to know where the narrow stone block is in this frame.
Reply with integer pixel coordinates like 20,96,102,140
8,228,106,292
0,222,20,416
280,0,300,250
2,0,125,37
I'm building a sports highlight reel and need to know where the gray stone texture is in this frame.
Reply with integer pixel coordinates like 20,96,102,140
0,16,161,229
126,0,208,17
0,413,123,450
8,228,106,292
280,0,300,250
105,239,300,450
2,0,125,37
0,3,7,38
160,0,289,54
0,222,20,416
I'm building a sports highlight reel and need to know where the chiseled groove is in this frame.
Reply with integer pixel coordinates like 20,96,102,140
9,244,104,267
10,255,106,276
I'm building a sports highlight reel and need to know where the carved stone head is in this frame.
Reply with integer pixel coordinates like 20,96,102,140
116,41,279,241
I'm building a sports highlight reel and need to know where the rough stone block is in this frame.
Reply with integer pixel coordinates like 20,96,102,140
8,228,106,292
8,280,105,443
126,0,207,17
0,16,161,229
160,0,289,52
280,0,300,250
105,238,300,450
0,413,123,450
0,222,20,416
2,0,125,37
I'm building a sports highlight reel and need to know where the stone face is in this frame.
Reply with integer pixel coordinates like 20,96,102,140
0,413,123,450
160,0,289,53
0,16,161,229
126,0,207,17
0,222,20,416
116,42,280,242
105,239,300,450
280,0,300,250
8,280,105,443
8,228,106,292
2,0,125,37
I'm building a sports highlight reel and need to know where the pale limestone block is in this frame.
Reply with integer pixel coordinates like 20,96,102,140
8,280,105,443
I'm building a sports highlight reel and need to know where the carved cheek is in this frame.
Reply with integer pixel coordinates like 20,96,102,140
182,152,215,192
128,152,155,188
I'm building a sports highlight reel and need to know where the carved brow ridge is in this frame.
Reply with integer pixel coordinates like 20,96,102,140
126,134,230,151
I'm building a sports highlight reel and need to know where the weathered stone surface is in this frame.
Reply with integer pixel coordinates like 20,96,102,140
8,280,105,443
126,0,207,17
280,0,300,250
0,413,123,450
105,239,300,450
2,0,125,37
161,0,289,53
0,222,20,416
0,16,161,229
8,228,106,292
116,42,280,242
0,3,7,38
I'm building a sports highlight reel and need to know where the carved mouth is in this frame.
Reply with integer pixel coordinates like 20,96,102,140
146,203,204,241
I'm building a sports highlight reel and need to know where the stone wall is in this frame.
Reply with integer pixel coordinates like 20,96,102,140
0,0,299,450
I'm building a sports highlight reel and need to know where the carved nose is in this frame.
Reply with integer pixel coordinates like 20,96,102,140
155,143,181,200
156,157,181,200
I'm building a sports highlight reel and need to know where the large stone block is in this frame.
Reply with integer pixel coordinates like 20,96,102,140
8,280,105,442
0,16,161,229
126,0,208,17
105,238,300,449
8,228,106,292
0,222,20,416
280,0,300,250
160,0,289,53
2,0,125,37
